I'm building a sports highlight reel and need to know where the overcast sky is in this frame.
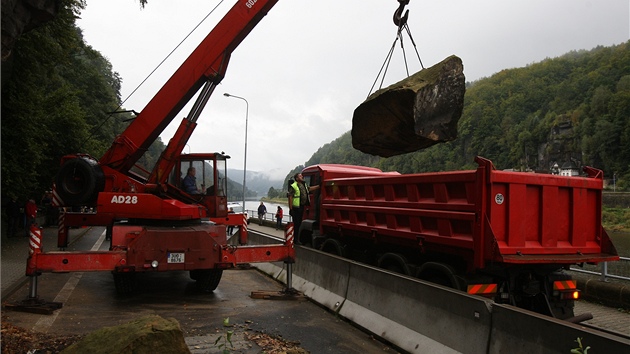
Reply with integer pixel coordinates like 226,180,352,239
77,0,629,179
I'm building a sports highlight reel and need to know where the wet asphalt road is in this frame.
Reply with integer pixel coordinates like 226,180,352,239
2,226,400,353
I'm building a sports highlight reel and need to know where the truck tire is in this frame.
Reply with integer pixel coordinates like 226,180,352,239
416,262,464,290
378,253,411,276
55,156,105,206
192,269,223,292
319,239,347,257
113,272,136,295
297,229,313,247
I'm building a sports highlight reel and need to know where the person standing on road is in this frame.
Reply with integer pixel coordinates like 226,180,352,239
40,190,53,226
6,196,20,237
227,207,235,235
288,173,319,244
24,198,38,237
257,202,267,225
275,206,283,230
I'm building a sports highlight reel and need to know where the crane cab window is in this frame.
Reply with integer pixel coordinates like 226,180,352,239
171,156,227,197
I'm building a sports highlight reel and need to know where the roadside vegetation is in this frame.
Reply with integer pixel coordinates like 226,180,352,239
602,207,630,232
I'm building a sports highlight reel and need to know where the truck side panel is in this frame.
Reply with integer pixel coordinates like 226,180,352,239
313,160,618,271
319,170,479,261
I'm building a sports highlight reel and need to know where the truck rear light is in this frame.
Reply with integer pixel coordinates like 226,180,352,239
553,280,579,300
467,284,498,298
559,290,580,300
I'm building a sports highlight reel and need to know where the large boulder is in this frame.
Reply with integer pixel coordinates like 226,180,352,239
61,315,190,354
352,55,465,157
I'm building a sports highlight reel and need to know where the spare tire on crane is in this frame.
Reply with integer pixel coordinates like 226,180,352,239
55,155,105,206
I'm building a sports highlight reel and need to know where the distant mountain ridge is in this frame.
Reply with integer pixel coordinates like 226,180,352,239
290,42,630,189
227,168,285,197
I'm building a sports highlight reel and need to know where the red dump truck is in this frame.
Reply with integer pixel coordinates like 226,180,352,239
295,156,619,319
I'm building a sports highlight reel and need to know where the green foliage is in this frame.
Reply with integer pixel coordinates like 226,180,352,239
570,337,590,354
0,0,169,204
290,42,630,191
267,187,281,199
602,207,630,232
213,317,234,354
1,0,126,202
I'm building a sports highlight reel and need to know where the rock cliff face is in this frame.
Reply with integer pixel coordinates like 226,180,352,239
2,0,58,60
1,0,59,83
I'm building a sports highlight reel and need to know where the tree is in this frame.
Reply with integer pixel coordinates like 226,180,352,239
1,0,124,201
267,187,280,199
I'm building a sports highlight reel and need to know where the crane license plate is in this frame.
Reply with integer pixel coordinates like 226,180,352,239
167,252,185,263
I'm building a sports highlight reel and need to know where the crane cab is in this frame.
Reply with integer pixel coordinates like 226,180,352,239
171,152,230,218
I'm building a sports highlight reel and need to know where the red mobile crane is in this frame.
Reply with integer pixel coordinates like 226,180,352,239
26,0,287,296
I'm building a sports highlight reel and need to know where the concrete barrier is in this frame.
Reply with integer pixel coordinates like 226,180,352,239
248,231,630,353
572,272,630,309
341,259,492,354
489,304,630,353
255,246,492,353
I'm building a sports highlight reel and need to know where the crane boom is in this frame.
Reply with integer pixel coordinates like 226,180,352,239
100,0,278,175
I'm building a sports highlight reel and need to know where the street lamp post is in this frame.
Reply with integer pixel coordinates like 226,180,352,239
223,93,249,214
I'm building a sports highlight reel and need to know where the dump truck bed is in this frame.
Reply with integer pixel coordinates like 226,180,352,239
313,157,618,271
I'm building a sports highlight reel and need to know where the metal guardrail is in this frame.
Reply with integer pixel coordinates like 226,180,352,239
570,257,630,282
248,209,293,225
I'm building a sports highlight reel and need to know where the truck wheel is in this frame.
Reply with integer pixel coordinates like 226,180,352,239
56,156,105,206
416,262,464,290
193,269,223,292
319,239,347,257
378,253,411,276
297,230,313,247
113,272,136,295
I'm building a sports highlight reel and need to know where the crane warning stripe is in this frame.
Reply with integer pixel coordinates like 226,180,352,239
553,280,577,290
285,223,294,245
467,284,497,295
51,183,63,207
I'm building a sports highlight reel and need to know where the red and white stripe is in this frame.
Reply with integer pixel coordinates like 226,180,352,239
242,213,248,232
29,224,42,255
285,223,294,246
51,183,63,207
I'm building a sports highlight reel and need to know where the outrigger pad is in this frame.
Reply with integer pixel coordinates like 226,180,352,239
352,55,465,157
251,288,306,300
4,297,63,315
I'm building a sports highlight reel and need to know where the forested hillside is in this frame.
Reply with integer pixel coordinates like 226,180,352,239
0,0,258,204
2,0,628,205
297,42,630,190
1,0,163,202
